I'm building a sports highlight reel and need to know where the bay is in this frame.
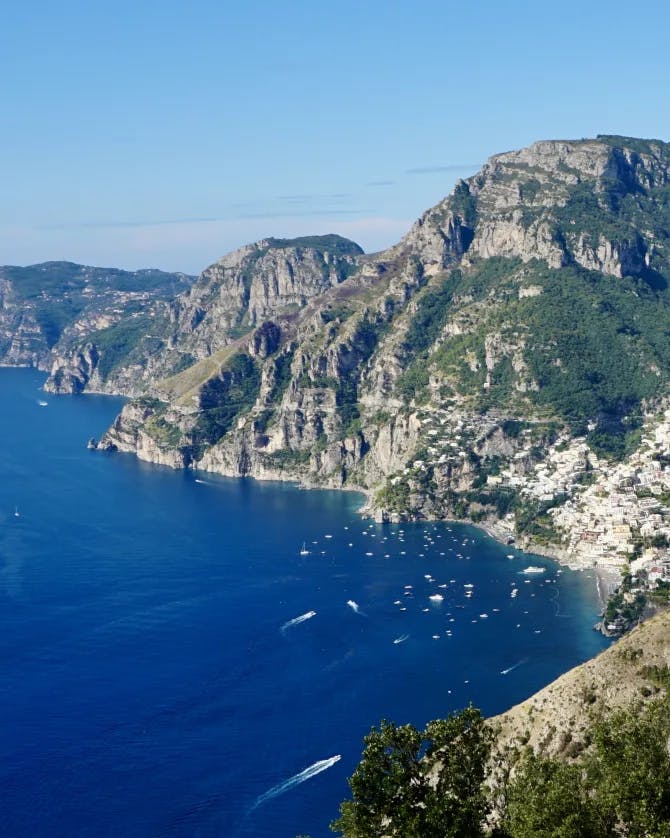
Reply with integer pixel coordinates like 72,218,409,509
0,368,609,837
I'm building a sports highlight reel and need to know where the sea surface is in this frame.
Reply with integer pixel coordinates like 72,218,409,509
0,368,609,837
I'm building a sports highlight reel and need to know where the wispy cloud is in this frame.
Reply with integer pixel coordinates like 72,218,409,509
37,217,217,231
405,163,477,175
238,208,376,220
365,180,396,187
277,193,352,203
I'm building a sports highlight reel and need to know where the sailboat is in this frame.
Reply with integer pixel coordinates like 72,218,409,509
299,542,310,556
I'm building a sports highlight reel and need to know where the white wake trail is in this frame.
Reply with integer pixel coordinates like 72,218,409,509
250,755,341,811
280,611,316,633
500,657,528,675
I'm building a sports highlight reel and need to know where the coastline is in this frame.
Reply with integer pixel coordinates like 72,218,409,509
36,373,622,613
359,489,622,607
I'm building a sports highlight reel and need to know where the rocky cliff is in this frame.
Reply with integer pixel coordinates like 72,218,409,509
492,608,670,758
44,235,363,396
0,261,193,387
16,138,670,579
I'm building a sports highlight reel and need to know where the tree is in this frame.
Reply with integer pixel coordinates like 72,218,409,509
587,698,670,836
503,751,609,838
331,706,493,837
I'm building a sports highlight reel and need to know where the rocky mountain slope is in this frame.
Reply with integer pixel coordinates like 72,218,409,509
91,137,670,568
0,261,192,389
44,235,362,397
491,607,670,758
10,137,670,585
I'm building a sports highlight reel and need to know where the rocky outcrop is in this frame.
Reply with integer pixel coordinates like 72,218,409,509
59,137,670,563
492,609,670,758
0,262,193,387
99,401,193,469
169,235,363,360
45,344,100,394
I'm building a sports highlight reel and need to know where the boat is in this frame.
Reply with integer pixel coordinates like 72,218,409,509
13,506,19,518
299,542,310,556
522,566,545,574
429,594,444,603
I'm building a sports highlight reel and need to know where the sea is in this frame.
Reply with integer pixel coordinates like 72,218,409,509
0,368,610,837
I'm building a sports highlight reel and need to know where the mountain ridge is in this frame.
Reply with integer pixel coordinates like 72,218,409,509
6,137,670,614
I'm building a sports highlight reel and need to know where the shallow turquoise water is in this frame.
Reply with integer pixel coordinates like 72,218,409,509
0,368,609,836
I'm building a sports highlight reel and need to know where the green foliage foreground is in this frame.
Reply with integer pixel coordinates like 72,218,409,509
331,696,670,837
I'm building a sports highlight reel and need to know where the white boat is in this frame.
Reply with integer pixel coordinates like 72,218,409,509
522,566,545,574
13,506,19,518
299,542,310,556
429,594,444,603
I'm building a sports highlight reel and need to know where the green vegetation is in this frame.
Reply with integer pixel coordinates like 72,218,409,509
144,415,182,448
604,589,646,625
94,315,155,378
596,134,668,155
450,180,478,229
264,448,311,468
514,495,566,545
193,353,260,445
23,267,181,296
376,479,411,514
262,234,363,257
330,315,389,437
165,353,197,377
321,305,354,324
503,698,670,837
332,707,493,838
267,349,295,403
334,695,670,837
400,253,670,460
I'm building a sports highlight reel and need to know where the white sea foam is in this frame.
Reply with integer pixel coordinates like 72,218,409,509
500,657,528,675
280,611,316,632
250,755,341,810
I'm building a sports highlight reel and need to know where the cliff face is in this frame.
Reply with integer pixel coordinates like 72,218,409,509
57,137,670,567
492,608,670,758
43,235,363,396
0,262,193,385
171,235,363,360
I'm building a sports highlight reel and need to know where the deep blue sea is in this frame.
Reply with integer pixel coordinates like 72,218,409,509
0,368,609,837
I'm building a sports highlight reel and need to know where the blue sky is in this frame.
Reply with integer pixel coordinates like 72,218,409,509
2,0,669,273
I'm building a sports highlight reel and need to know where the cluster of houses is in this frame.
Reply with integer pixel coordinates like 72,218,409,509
406,405,670,595
384,395,670,613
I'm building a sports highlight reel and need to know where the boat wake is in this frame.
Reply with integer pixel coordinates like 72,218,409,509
500,657,528,675
250,755,341,811
393,634,410,645
280,611,316,633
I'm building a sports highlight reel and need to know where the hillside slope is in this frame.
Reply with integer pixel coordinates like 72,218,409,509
0,261,192,389
91,137,670,587
492,608,670,758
